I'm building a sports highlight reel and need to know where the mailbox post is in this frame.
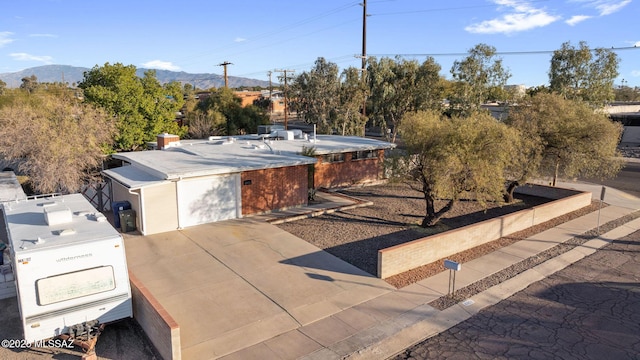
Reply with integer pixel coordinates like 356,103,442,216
597,186,606,235
444,259,461,296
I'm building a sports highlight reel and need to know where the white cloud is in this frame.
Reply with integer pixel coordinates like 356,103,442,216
29,33,57,38
566,15,592,25
569,0,632,16
594,0,631,15
631,70,640,77
465,0,560,34
141,60,180,71
9,52,53,63
0,31,15,48
635,41,640,47
234,37,247,43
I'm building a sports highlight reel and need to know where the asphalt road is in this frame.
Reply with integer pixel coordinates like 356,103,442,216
581,160,640,199
393,229,640,360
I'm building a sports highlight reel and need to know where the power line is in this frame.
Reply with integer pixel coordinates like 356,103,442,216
177,2,360,66
368,45,640,58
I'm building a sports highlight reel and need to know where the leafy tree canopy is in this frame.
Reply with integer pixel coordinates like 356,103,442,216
505,92,623,186
398,110,518,227
367,56,444,142
549,41,619,106
0,88,115,194
449,43,511,116
196,87,269,135
78,63,186,151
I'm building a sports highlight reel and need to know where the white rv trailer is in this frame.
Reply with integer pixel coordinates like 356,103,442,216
0,171,27,300
2,193,132,343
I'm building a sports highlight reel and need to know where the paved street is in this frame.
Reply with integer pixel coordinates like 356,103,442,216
581,160,640,199
394,229,640,360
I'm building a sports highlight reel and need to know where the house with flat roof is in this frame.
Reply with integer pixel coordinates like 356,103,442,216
103,132,395,235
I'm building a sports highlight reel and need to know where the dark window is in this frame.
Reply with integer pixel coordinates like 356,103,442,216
352,150,376,160
322,153,345,163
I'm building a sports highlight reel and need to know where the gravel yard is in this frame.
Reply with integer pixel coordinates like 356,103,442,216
276,182,598,288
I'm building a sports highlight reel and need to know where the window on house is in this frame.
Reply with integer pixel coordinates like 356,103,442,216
322,153,345,163
352,150,377,160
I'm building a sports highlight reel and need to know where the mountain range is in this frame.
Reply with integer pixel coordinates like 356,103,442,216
0,65,271,89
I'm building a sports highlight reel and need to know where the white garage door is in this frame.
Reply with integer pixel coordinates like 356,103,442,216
177,174,241,228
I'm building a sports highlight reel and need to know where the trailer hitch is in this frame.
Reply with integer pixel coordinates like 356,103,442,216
58,320,105,360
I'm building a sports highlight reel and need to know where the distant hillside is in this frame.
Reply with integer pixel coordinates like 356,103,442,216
0,65,270,89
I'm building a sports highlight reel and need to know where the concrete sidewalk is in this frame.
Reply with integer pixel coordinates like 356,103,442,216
220,182,640,360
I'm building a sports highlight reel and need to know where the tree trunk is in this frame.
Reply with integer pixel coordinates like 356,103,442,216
553,160,559,187
504,181,519,203
421,198,456,227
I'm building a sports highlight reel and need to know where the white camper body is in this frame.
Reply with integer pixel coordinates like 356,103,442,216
2,193,132,343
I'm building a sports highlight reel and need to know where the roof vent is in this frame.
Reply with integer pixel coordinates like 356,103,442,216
44,205,72,226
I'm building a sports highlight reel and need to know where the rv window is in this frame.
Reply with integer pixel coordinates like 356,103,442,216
36,266,116,306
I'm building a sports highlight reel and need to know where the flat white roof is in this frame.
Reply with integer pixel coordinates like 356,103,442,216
107,135,394,188
3,193,121,254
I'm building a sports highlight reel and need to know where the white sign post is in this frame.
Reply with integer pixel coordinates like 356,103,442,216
444,259,461,296
597,186,606,235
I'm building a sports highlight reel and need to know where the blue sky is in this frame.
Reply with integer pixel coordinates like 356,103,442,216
1,0,638,87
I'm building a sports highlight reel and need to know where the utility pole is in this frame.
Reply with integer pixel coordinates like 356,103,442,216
274,69,294,130
218,61,233,88
268,71,273,118
360,0,369,136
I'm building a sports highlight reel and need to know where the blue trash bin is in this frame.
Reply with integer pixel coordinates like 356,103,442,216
112,201,131,229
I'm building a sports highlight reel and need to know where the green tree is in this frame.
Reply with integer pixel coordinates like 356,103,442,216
398,110,517,227
0,89,115,194
79,63,186,151
335,66,366,136
291,57,340,133
506,93,623,186
197,87,269,135
549,41,619,105
449,43,511,116
19,75,39,93
0,79,6,96
614,84,640,101
367,56,444,142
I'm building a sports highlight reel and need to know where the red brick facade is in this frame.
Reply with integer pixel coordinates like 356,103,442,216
313,149,384,189
241,165,309,215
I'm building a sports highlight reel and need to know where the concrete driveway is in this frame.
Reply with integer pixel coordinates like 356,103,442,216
123,218,394,359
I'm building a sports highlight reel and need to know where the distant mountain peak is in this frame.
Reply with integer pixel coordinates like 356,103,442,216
0,64,270,89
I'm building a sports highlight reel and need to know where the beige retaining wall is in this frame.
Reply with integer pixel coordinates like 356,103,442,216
377,185,592,279
129,272,181,360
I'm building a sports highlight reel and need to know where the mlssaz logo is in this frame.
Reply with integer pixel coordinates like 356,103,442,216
17,257,31,263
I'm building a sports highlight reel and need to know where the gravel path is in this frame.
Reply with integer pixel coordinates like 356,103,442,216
276,182,582,287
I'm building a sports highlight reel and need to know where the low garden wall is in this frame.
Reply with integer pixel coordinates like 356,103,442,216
129,272,181,360
377,184,592,279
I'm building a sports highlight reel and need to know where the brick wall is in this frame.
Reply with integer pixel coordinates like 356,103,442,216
129,272,181,360
313,149,384,189
241,165,308,215
378,187,592,278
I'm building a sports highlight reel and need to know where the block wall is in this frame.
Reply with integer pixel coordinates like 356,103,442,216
378,189,592,278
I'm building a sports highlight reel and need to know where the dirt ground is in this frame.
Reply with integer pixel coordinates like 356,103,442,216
277,182,600,288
